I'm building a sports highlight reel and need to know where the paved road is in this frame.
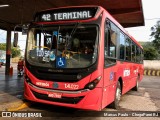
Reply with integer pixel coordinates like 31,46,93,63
139,76,160,111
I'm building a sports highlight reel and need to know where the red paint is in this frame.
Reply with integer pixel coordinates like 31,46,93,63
24,6,144,111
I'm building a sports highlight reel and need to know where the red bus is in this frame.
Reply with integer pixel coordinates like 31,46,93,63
24,6,144,111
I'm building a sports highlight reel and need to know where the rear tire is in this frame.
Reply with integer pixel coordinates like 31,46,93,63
110,81,121,109
132,76,139,91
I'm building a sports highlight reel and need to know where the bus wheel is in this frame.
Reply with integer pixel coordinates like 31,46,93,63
110,81,121,109
132,77,139,91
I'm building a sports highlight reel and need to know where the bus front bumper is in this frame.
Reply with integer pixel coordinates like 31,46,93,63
24,80,102,111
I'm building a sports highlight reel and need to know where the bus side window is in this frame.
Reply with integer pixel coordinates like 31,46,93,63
136,46,141,63
104,20,117,66
131,41,136,62
119,32,125,60
109,30,117,58
125,38,131,61
140,49,144,63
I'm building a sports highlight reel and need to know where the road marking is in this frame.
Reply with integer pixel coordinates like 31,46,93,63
7,102,30,111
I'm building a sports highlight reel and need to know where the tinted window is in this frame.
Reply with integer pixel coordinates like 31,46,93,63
132,42,136,62
136,46,141,63
140,49,144,63
119,32,125,60
125,38,131,61
104,20,118,66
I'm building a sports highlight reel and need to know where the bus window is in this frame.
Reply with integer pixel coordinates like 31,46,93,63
140,49,144,63
109,31,117,57
125,38,131,61
131,42,136,62
104,20,117,66
136,46,141,63
119,32,125,60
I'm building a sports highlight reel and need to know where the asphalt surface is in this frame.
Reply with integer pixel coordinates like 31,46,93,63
139,76,160,111
0,64,24,112
0,64,160,120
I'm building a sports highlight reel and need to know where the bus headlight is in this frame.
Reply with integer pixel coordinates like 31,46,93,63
85,76,101,90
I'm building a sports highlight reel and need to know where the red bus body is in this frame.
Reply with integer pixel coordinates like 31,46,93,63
24,6,144,111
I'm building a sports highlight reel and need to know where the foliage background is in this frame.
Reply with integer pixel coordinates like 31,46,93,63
0,43,21,58
139,20,160,60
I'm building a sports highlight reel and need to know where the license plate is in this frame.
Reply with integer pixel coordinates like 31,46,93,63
47,92,62,98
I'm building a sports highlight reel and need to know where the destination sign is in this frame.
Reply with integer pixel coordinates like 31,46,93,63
35,7,98,22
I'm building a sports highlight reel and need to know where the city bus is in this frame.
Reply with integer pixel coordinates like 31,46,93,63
23,6,144,111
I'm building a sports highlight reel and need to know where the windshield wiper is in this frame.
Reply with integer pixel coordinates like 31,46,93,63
65,22,79,50
69,22,79,38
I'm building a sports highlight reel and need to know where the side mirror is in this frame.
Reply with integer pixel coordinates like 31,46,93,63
13,24,29,47
13,32,18,47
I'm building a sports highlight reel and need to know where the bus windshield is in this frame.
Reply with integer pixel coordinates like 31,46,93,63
26,24,98,68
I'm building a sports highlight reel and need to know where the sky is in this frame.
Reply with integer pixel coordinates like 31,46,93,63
126,0,160,42
0,0,160,50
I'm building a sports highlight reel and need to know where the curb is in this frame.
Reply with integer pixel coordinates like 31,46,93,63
144,70,160,76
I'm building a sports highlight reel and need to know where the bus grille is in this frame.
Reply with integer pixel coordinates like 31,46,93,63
32,91,84,104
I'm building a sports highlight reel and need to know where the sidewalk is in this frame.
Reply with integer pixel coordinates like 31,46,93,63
0,64,25,111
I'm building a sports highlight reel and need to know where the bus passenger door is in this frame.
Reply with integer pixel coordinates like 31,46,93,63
102,20,118,108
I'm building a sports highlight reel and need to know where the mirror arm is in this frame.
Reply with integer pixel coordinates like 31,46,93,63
13,24,21,47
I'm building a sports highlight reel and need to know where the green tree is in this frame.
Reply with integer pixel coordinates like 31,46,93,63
0,43,21,58
0,43,6,50
11,47,21,58
150,20,160,54
142,43,159,60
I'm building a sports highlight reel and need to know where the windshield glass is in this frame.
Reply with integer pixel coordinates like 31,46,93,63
26,24,98,68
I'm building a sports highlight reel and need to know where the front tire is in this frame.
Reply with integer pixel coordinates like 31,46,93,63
110,81,121,109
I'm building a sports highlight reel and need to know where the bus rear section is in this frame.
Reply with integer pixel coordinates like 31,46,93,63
24,6,144,111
